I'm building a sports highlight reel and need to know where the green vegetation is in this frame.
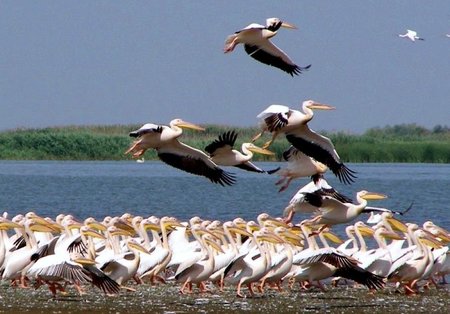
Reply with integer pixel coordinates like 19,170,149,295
0,124,449,163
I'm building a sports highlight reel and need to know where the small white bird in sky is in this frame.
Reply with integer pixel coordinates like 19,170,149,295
399,29,424,42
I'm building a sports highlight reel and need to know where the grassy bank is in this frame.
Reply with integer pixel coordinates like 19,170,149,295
0,124,449,163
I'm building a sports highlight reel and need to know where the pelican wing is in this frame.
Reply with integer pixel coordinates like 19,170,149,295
205,130,238,156
244,42,310,76
286,127,357,184
235,161,265,173
304,193,350,213
334,265,385,290
157,140,235,186
293,247,358,268
129,123,163,138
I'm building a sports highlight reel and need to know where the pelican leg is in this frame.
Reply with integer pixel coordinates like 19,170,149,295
236,282,245,298
251,132,264,143
247,283,255,297
278,177,293,193
223,37,238,53
179,281,190,294
262,132,279,149
283,208,295,224
404,282,416,295
198,282,210,293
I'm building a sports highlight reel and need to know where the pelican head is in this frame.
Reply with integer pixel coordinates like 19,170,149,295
358,190,388,201
243,143,275,155
266,18,297,30
170,118,205,131
303,100,336,110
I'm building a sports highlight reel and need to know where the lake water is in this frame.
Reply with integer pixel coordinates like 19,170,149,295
0,161,449,232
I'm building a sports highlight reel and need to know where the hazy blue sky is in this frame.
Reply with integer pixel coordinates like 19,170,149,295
1,1,449,134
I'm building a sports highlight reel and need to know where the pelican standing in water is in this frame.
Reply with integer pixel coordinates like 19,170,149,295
125,119,235,186
399,29,424,42
224,18,311,76
205,130,276,173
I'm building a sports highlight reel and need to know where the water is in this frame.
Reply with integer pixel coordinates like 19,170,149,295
0,161,449,231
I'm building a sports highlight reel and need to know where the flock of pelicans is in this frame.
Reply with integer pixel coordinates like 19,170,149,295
1,18,449,301
0,211,449,298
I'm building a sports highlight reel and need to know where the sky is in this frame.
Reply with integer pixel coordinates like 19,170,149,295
1,1,449,134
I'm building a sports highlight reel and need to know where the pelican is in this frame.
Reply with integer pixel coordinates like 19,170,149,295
302,190,388,232
269,146,328,192
399,29,424,42
204,130,276,173
388,226,442,294
254,100,356,185
288,224,385,291
283,175,353,223
224,18,311,76
125,119,235,186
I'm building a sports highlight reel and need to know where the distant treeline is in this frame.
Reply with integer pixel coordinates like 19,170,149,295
0,123,449,163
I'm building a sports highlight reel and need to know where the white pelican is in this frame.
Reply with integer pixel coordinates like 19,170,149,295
254,100,356,184
288,224,385,291
100,238,148,287
399,29,424,42
224,227,283,298
388,226,442,295
224,18,311,76
283,176,353,223
269,146,328,192
302,190,387,232
126,119,235,186
204,130,276,173
173,225,223,294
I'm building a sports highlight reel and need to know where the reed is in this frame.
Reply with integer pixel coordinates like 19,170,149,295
0,124,449,163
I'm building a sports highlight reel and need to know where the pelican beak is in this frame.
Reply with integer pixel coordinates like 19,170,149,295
257,233,283,244
380,229,405,240
282,230,303,246
0,220,23,230
29,223,58,233
248,144,275,155
361,192,388,201
110,228,133,237
128,241,148,253
281,21,297,29
177,120,205,131
323,231,344,244
86,221,107,232
309,103,336,110
420,231,444,249
74,258,97,266
144,222,161,232
228,226,253,237
204,237,224,253
386,217,408,233
82,228,106,240
357,225,375,236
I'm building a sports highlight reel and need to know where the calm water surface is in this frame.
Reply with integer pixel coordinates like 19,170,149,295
0,161,448,230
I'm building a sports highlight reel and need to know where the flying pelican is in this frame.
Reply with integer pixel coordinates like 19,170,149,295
269,146,328,192
125,119,235,186
283,175,353,223
399,29,424,42
254,100,356,185
205,130,276,173
302,190,388,233
224,18,311,76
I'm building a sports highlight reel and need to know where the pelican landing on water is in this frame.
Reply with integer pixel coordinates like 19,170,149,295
224,18,311,76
